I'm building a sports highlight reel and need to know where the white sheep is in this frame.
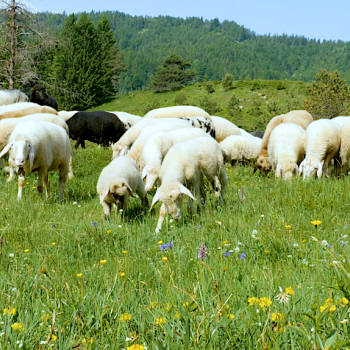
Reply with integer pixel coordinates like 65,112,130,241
144,106,211,120
0,105,58,120
339,119,350,177
142,128,210,191
267,123,306,179
182,116,216,138
97,156,148,219
299,119,341,179
110,111,142,130
220,135,262,165
211,116,240,142
0,102,39,114
332,116,350,127
0,90,29,106
0,120,72,199
150,136,227,233
57,111,78,121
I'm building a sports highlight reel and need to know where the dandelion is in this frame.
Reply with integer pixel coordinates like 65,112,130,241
158,240,163,245
24,249,29,253
272,312,283,322
100,260,107,265
340,297,349,305
183,302,189,308
4,307,17,316
127,345,146,350
76,273,83,278
285,225,292,229
320,305,328,313
161,257,169,262
311,220,322,227
240,252,246,259
265,250,270,254
51,334,57,341
11,323,25,332
122,250,129,255
155,317,166,325
51,242,56,246
224,252,230,257
106,230,112,234
285,287,295,296
198,242,207,260
120,272,126,277
120,312,132,322
259,297,272,308
329,305,336,313
276,287,290,304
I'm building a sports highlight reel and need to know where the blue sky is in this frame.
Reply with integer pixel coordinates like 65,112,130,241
31,0,349,42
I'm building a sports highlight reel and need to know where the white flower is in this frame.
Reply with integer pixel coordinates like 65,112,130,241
39,322,44,326
340,319,348,324
251,234,259,239
78,205,81,208
9,253,14,258
12,288,17,292
239,105,243,109
261,214,264,218
342,235,348,239
301,259,309,265
125,337,132,341
119,209,123,212
40,341,47,345
23,257,27,260
287,255,292,258
118,225,122,228
311,327,315,332
256,309,259,313
0,332,4,337
218,247,221,250
292,243,299,248
333,261,338,265
252,229,258,234
73,201,77,205
224,243,231,247
215,221,222,226
169,219,174,223
234,247,240,253
311,236,318,242
321,240,329,247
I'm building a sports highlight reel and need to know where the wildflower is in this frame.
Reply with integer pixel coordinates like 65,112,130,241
175,312,180,319
240,252,246,259
120,272,126,277
52,225,56,228
234,247,240,253
285,225,292,229
265,250,270,254
4,307,17,316
321,240,329,247
77,273,83,278
130,331,137,338
41,314,50,322
320,305,328,313
122,250,129,255
106,230,112,234
51,334,57,341
197,225,202,229
155,317,166,325
51,242,56,246
302,239,306,243
261,214,264,218
292,243,299,248
327,244,332,248
259,297,272,308
161,257,169,262
159,242,173,251
24,249,29,253
248,297,260,306
198,242,207,260
127,345,145,350
341,241,348,246
252,229,258,235
118,225,122,228
9,253,14,258
73,201,77,205
340,297,349,305
229,314,235,321
329,305,336,313
272,312,283,322
223,240,229,245
40,341,47,345
100,260,107,265
183,302,189,308
158,240,163,245
215,221,222,226
11,323,25,331
311,220,322,227
340,319,349,324
285,287,295,296
120,312,132,322
223,267,227,272
150,301,157,309
224,252,230,257
297,284,302,289
324,298,334,304
276,287,290,304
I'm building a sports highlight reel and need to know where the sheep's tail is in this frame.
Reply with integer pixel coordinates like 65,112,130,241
259,115,283,157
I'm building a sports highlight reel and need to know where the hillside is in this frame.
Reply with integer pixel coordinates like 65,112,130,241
37,11,350,93
92,79,309,131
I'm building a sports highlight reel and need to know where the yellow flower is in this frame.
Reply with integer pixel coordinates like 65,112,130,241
24,249,29,253
272,312,283,322
40,268,46,274
130,331,137,338
311,220,322,227
174,312,180,319
329,305,336,313
3,307,17,316
106,230,112,234
150,301,157,309
82,338,94,344
285,287,295,296
320,305,328,313
183,302,189,308
340,319,349,324
324,298,334,305
127,345,145,350
248,297,260,306
122,250,129,255
120,272,126,277
302,239,306,243
259,297,272,308
11,323,25,331
155,317,166,325
120,312,132,322
41,313,50,322
158,240,163,245
51,242,56,246
223,267,227,272
223,240,229,245
264,250,270,254
297,284,302,289
225,304,230,310
77,273,83,278
229,314,235,321
161,257,169,262
285,225,292,229
100,260,107,265
340,297,349,305
51,334,57,341
31,186,36,189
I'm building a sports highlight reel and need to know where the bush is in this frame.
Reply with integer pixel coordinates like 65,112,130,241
205,83,215,93
222,73,234,91
200,95,220,115
276,81,286,90
174,92,187,105
250,79,262,91
227,94,241,117
143,99,160,115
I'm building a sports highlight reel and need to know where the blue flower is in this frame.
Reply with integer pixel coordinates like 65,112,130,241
92,222,97,227
198,225,202,229
224,252,230,257
52,225,56,228
240,252,246,259
159,242,173,251
327,244,332,248
341,241,348,246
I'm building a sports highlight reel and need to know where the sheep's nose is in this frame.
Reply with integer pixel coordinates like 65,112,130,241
16,158,24,165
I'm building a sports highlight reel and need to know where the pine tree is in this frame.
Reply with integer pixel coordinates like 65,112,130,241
150,53,196,93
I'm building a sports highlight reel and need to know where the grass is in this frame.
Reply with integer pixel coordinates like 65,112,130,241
0,140,350,349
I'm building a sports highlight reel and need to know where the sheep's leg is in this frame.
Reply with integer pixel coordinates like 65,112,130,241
68,156,74,180
323,156,332,178
199,175,207,207
17,168,25,199
7,164,15,182
37,169,47,197
155,203,167,234
136,187,149,211
122,193,129,213
218,166,228,205
58,164,68,201
102,201,111,220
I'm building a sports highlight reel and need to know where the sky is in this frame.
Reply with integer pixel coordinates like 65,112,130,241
31,0,350,42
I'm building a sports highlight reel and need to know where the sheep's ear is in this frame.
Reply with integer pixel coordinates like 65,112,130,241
150,190,160,211
125,182,134,197
317,162,323,178
0,143,13,158
100,189,109,204
29,145,35,171
179,184,196,200
142,165,151,179
276,164,282,177
120,147,126,156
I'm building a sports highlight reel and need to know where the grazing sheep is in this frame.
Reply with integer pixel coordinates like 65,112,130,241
299,119,341,179
0,90,28,106
144,106,211,120
249,131,264,138
339,119,350,177
66,111,126,149
0,120,72,199
0,102,39,114
220,135,262,165
150,136,227,233
110,112,142,130
142,128,210,191
57,111,78,121
332,116,350,127
267,123,306,180
210,116,240,142
0,106,58,120
255,110,313,173
97,156,148,219
183,116,216,138
28,85,58,110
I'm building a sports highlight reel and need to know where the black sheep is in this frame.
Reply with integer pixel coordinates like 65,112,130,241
29,85,58,110
66,111,126,149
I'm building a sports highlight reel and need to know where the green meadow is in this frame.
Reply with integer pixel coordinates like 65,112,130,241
0,81,350,349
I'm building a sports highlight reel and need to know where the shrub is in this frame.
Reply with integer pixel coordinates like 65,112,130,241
143,99,160,115
222,73,234,91
174,92,187,105
200,95,220,115
205,83,215,93
250,79,262,91
227,94,241,117
276,81,286,90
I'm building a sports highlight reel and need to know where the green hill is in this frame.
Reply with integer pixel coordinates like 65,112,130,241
92,79,309,131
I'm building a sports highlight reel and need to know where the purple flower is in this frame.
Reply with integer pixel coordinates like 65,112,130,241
341,241,348,246
159,242,173,251
240,252,246,259
198,242,207,260
92,222,97,227
224,252,230,257
255,223,259,226
327,244,332,248
52,225,56,228
198,225,202,229
141,211,145,215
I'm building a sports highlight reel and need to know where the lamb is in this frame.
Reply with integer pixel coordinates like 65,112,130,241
150,136,228,233
142,128,211,191
57,111,78,121
110,112,142,130
255,110,313,173
0,106,58,120
267,123,306,180
97,156,148,219
28,85,58,110
0,120,72,199
144,105,211,120
210,116,240,142
299,119,341,179
66,111,126,149
220,135,262,165
0,90,28,106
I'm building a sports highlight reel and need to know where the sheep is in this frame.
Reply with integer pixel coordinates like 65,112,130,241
97,156,148,219
66,111,126,149
299,119,341,179
144,106,211,120
332,116,350,127
0,102,39,114
109,111,142,130
142,128,211,191
220,135,262,165
150,136,227,233
28,85,58,110
255,110,313,173
183,116,216,138
57,111,78,121
339,119,350,178
0,120,72,199
0,90,28,106
0,106,58,120
210,116,240,142
267,123,306,180
249,131,264,138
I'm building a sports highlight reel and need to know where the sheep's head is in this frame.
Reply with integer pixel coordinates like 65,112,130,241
99,181,133,204
299,159,323,179
150,181,195,221
31,84,46,101
254,156,272,174
112,143,127,159
142,165,160,192
276,162,298,180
